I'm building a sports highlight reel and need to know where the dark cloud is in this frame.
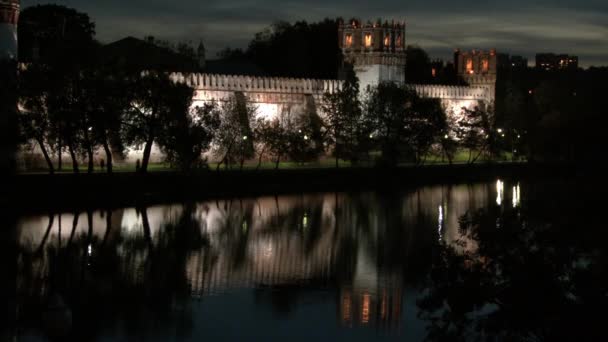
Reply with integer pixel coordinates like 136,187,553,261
21,0,608,66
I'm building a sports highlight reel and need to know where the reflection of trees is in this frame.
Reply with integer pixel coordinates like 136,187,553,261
418,205,607,341
11,205,207,340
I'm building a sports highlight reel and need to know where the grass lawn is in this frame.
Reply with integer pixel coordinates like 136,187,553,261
19,150,525,174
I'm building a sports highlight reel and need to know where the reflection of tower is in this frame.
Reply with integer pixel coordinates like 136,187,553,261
338,18,406,92
339,287,403,330
454,49,497,103
0,0,19,60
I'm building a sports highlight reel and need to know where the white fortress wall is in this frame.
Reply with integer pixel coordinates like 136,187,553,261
170,72,343,121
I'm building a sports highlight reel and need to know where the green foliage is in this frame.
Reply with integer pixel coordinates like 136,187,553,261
244,19,342,79
214,93,258,169
162,100,221,171
363,82,446,166
323,63,367,166
287,96,326,163
19,4,97,66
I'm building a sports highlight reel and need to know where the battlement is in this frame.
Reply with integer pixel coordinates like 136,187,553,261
408,84,492,102
170,72,343,95
339,18,406,55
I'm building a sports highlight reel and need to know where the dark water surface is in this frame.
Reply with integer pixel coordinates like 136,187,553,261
2,179,606,341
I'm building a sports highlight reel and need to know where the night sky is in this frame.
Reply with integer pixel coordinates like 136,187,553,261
21,0,608,66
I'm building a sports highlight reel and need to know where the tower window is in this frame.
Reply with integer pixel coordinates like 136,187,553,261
345,34,353,48
482,58,489,72
384,34,390,47
466,58,474,74
364,33,372,48
396,35,402,47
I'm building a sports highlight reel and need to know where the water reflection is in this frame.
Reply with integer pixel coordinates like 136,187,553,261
5,180,606,341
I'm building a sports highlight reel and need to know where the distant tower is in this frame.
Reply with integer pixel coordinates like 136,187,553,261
454,49,497,103
339,18,406,92
0,0,19,61
197,40,206,69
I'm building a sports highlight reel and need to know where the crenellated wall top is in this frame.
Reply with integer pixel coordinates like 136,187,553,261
170,72,344,95
407,83,492,102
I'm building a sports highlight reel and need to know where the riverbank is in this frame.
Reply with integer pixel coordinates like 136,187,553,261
3,162,583,213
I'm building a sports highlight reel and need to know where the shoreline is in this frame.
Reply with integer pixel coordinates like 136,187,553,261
3,162,582,214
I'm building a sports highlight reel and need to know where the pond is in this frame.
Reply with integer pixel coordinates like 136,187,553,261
2,179,606,341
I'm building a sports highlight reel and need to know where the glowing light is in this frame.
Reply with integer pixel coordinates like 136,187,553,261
87,244,92,256
497,128,503,133
364,33,372,48
345,34,353,48
342,292,352,322
242,135,248,140
496,179,504,206
512,184,521,208
302,213,308,229
303,135,309,140
369,134,374,139
361,293,371,324
444,134,449,139
438,205,444,242
466,58,473,73
384,35,390,47
482,59,489,72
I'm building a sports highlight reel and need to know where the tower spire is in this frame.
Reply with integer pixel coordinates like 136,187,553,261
197,39,206,69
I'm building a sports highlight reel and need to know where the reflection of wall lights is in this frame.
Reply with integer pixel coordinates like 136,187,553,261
512,184,521,208
496,179,504,206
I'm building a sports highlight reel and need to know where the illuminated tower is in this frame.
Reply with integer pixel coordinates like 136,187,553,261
454,49,497,103
338,18,406,92
0,0,19,60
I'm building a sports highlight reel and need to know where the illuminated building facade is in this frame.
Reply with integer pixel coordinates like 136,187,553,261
0,0,19,60
454,48,497,103
338,19,406,92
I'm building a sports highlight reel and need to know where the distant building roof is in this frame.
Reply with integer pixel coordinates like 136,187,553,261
101,36,267,76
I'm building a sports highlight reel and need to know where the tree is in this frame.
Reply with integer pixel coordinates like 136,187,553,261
123,72,188,173
323,63,364,167
287,97,325,164
85,68,131,173
254,118,289,169
245,19,342,79
19,4,97,67
455,106,497,163
18,64,56,173
214,93,257,170
404,45,432,84
363,82,445,167
161,101,221,172
408,96,446,164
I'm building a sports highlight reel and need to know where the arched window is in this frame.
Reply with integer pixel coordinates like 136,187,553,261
466,58,474,74
345,33,353,48
384,34,390,47
364,33,372,48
